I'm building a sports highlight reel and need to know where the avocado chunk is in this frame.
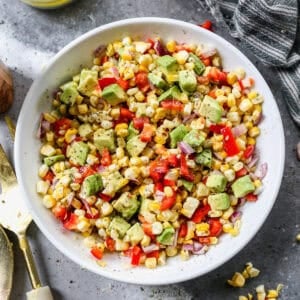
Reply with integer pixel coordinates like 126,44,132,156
127,122,139,141
157,55,178,75
206,174,227,192
231,175,255,198
179,70,197,93
158,86,181,102
208,193,230,210
102,171,129,196
126,135,147,157
67,141,89,166
94,128,116,152
148,73,168,89
157,227,175,245
139,198,151,216
170,124,189,148
78,69,98,97
108,217,131,238
183,130,205,149
126,223,144,245
60,82,78,106
113,192,140,220
78,123,93,138
195,149,212,168
82,174,103,196
44,154,65,166
199,95,223,123
181,179,194,192
102,83,126,106
189,53,205,75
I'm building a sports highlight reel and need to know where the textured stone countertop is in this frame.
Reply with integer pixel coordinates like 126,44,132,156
0,1,299,299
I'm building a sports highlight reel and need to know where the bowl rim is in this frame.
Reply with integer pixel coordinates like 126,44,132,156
14,17,285,285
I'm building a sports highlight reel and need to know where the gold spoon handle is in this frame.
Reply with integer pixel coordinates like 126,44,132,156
18,234,41,289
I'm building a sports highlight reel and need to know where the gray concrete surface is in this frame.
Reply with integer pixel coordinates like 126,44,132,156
0,0,299,299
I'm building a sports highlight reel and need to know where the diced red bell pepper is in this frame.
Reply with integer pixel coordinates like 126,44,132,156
146,38,155,49
101,148,112,166
238,79,244,91
163,178,176,187
98,77,117,89
154,182,164,193
98,193,112,202
209,124,226,134
245,193,258,202
199,20,213,31
207,67,228,86
140,123,154,142
146,250,160,259
63,213,78,230
133,117,150,131
243,145,255,159
135,72,150,93
180,153,195,181
53,118,72,135
199,237,211,244
235,167,248,178
208,219,223,237
179,222,188,238
75,166,96,184
141,223,154,238
131,246,142,266
85,211,100,219
43,170,55,184
116,78,129,90
202,57,212,67
192,204,211,223
52,205,67,221
90,247,103,259
160,99,184,111
160,194,176,211
105,237,116,251
208,89,217,98
221,126,240,156
120,107,135,120
197,76,210,85
101,55,109,65
149,159,169,182
167,154,179,167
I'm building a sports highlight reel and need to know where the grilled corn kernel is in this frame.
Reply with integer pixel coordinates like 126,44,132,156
233,162,244,172
152,222,163,235
166,246,178,257
145,257,157,269
38,164,49,178
65,128,78,143
223,223,233,233
153,108,167,121
46,131,54,142
164,186,174,197
77,104,88,114
42,195,56,208
157,251,166,266
43,112,57,123
227,272,246,287
227,93,236,107
239,99,253,112
166,40,176,53
101,202,113,216
267,290,278,298
222,207,234,220
40,144,56,156
180,249,190,261
248,90,258,100
239,296,248,300
174,50,189,65
212,142,223,152
248,127,260,138
227,72,238,85
37,180,50,195
196,223,210,232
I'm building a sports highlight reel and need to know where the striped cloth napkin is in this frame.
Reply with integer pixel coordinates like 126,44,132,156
196,0,300,126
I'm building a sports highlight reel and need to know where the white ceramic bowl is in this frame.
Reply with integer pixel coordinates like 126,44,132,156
15,18,285,285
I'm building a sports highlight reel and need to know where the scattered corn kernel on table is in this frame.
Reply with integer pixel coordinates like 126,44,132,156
0,0,299,299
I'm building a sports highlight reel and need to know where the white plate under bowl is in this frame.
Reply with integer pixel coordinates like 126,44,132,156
14,17,285,285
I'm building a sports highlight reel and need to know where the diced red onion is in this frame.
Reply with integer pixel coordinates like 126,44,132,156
193,243,208,255
255,162,268,179
154,190,165,201
94,44,106,58
297,142,300,160
97,165,106,173
247,155,259,168
232,124,247,137
201,46,217,58
110,66,120,79
142,244,159,254
172,228,179,247
230,211,242,223
81,198,93,216
183,113,197,123
239,197,246,206
153,40,168,56
182,244,194,251
37,114,51,139
66,192,75,207
178,141,195,155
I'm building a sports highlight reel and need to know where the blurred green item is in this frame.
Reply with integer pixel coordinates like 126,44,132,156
21,0,74,9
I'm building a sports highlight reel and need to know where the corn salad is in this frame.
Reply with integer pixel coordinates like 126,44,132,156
36,36,265,267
